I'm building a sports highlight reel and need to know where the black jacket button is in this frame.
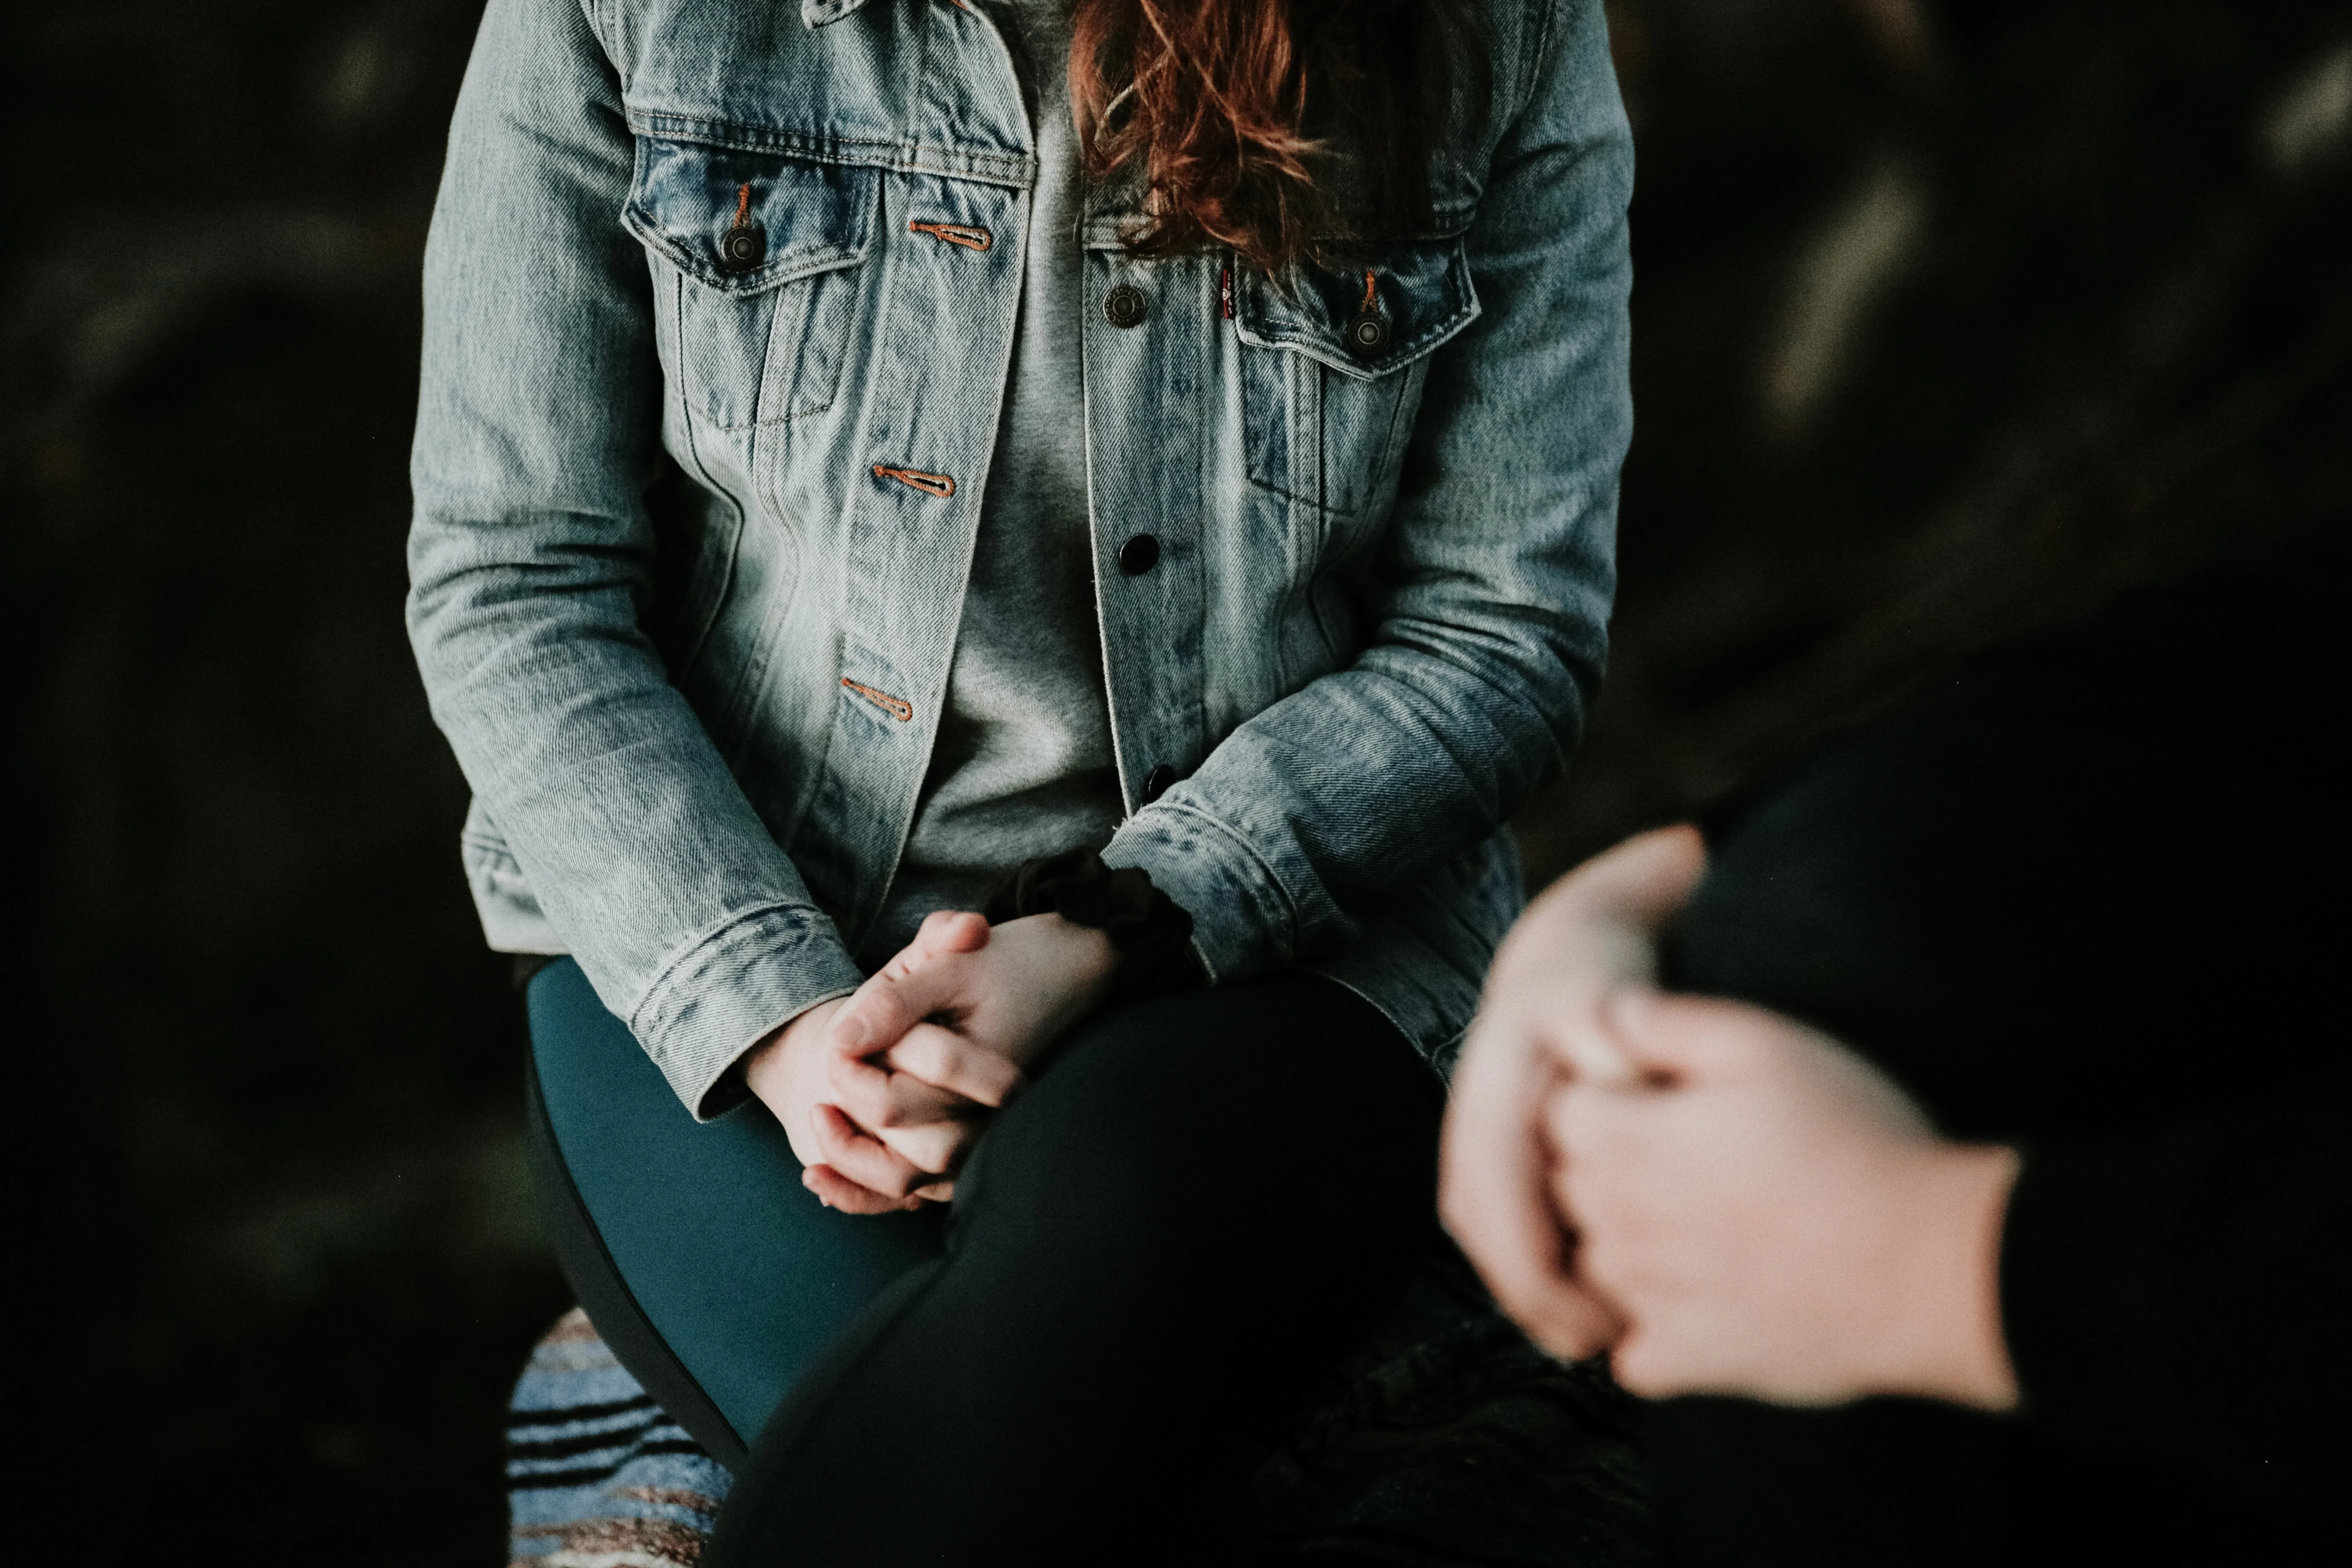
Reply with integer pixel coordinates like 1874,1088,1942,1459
1142,764,1177,802
1105,284,1148,328
1349,309,1390,356
1117,533,1161,575
717,225,767,274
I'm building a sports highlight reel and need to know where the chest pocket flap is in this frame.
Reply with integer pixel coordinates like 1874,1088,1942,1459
1233,237,1479,381
1231,237,1479,516
624,136,878,427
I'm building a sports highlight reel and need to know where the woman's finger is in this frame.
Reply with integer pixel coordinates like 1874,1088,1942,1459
810,1101,930,1198
802,1163,924,1214
883,1022,1024,1108
882,910,992,980
831,956,970,1056
827,1048,976,1130
873,1114,976,1177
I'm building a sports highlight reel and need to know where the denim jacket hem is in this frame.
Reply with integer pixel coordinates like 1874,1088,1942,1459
627,903,866,1118
1102,801,1302,986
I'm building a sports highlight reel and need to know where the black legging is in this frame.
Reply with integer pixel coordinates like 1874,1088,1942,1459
529,969,1444,1566
1651,714,2352,1566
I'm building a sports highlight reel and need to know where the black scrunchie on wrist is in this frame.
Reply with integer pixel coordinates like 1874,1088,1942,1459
982,848,1205,1004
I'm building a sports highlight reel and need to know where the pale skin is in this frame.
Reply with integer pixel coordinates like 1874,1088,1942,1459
1439,826,2022,1411
741,910,1117,1214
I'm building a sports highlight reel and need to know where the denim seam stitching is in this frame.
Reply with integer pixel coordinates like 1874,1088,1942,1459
623,211,870,300
460,832,524,873
625,111,1038,187
667,280,756,695
628,901,840,1048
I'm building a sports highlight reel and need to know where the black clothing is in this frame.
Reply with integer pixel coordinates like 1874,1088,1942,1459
1654,711,2352,1565
532,970,1446,1567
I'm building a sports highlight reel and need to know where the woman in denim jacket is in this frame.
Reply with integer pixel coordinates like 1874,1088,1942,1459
409,0,1629,1550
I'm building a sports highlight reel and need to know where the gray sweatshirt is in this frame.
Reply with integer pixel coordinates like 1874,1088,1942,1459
867,0,1123,963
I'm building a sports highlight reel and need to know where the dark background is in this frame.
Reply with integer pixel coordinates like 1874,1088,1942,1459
7,0,2348,1560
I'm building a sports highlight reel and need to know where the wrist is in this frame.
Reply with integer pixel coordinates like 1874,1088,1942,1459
991,913,1119,1036
1895,1142,2022,1411
743,997,841,1108
983,848,1202,1002
1042,912,1118,992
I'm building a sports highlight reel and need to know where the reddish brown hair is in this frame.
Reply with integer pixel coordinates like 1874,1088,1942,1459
1070,0,1485,273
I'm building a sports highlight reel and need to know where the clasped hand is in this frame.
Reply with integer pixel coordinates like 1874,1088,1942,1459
744,910,1117,1213
1439,827,2020,1410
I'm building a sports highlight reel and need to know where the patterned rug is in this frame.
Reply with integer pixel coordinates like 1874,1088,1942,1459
506,1311,730,1568
506,1253,1656,1567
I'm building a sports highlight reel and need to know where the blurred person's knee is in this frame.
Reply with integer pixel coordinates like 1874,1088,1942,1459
1666,716,2352,1137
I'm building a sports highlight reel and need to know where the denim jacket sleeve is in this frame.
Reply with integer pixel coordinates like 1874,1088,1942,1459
1101,0,1632,986
405,0,864,1118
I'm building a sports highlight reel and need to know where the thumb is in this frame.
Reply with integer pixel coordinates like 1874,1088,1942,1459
1574,823,1710,935
833,957,964,1055
1493,824,1709,1023
891,910,991,976
1595,987,1773,1086
1605,1324,1684,1400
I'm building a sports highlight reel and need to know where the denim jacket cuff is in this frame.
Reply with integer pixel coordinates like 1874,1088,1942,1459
1102,805,1298,987
628,904,866,1121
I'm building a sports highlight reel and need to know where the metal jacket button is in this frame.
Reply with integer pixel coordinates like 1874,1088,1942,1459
717,225,767,274
1105,284,1148,328
1142,764,1177,802
1349,309,1390,355
1117,533,1160,575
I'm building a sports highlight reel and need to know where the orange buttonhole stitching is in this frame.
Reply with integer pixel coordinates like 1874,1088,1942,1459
841,677,915,722
909,220,993,252
732,184,754,230
872,464,956,499
1360,268,1378,312
1220,263,1234,320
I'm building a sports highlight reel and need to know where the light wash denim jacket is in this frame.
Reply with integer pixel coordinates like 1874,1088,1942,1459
407,0,1632,1117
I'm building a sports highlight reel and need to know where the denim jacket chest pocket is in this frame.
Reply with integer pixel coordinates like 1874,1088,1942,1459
623,136,878,431
1234,237,1479,520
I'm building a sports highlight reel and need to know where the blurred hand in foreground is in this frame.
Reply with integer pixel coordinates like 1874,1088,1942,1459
1544,990,2020,1408
1442,824,2021,1411
1440,826,1709,1359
